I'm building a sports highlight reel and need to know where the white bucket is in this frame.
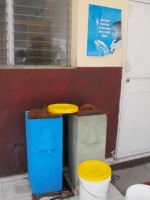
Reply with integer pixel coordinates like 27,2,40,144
79,176,111,200
125,184,150,200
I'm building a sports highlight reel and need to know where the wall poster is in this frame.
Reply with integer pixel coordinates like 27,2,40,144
87,5,122,57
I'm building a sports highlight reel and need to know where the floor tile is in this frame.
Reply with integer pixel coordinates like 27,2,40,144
69,196,79,200
108,184,122,197
0,183,4,200
3,178,31,200
15,197,32,200
39,197,51,200
108,194,124,200
0,174,28,184
113,162,150,195
0,173,126,200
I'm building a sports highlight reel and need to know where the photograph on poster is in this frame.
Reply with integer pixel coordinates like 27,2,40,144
87,5,122,57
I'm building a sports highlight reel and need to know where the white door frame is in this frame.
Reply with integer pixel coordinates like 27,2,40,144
115,0,130,159
115,0,150,160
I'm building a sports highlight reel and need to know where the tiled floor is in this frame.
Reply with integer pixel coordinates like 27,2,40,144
113,162,150,196
0,174,124,200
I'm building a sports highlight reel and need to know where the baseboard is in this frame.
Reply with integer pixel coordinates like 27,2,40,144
108,156,150,171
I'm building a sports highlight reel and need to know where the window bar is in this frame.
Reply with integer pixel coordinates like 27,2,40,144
66,0,71,67
7,0,14,65
0,1,8,65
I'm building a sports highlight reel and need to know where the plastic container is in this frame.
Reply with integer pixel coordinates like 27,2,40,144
25,111,63,194
47,103,79,114
125,184,150,200
77,160,112,200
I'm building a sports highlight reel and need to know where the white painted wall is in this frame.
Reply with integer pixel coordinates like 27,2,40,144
70,0,78,67
71,0,128,67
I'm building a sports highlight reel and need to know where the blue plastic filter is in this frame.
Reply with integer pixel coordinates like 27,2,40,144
25,111,63,194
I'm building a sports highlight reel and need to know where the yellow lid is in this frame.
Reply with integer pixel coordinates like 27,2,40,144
77,160,112,182
47,103,79,114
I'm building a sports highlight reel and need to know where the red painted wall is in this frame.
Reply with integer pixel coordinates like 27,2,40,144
0,67,122,176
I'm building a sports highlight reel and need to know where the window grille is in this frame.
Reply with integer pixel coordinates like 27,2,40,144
0,0,7,65
0,0,71,67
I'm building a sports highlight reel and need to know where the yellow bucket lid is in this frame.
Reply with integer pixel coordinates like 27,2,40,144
77,160,112,182
47,103,79,114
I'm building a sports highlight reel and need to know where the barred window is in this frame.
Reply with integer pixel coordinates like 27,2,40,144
0,0,7,65
0,0,71,67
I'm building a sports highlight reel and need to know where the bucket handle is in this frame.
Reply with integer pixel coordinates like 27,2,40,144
80,180,108,199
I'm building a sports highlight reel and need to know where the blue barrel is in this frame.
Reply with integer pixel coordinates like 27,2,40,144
25,111,63,194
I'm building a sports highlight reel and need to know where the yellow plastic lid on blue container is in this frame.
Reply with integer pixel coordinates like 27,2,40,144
47,103,79,114
77,160,112,182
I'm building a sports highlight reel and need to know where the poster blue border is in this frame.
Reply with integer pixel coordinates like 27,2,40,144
87,5,122,57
